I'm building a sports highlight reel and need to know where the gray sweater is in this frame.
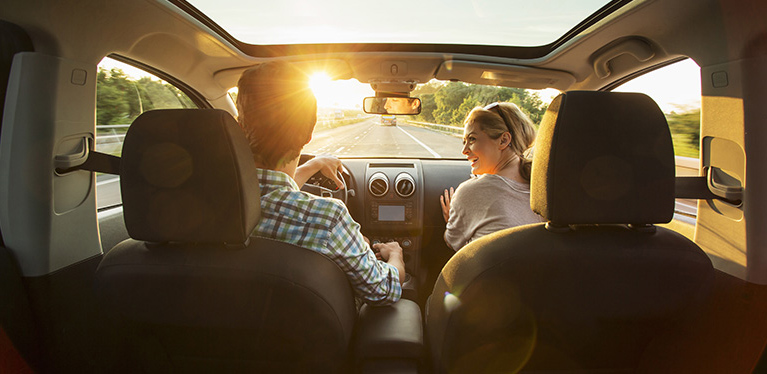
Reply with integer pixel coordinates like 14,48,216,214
444,174,544,251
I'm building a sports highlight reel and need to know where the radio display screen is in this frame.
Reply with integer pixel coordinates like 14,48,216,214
378,205,405,221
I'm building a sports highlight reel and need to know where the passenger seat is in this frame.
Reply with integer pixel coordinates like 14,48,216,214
426,91,715,374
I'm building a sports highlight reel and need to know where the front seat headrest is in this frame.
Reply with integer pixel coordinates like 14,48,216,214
531,91,675,225
120,109,260,244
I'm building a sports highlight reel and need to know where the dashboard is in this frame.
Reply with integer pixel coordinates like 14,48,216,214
302,158,472,300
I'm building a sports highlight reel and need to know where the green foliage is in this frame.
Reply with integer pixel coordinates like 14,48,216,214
97,68,133,126
666,109,701,157
411,80,446,96
413,81,549,127
433,82,470,125
411,80,700,158
96,67,194,127
454,96,481,124
417,94,436,122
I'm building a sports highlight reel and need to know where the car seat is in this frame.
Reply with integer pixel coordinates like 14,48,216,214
426,91,714,374
94,109,357,373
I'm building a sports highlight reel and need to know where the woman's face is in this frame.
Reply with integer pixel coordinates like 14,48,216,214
462,121,506,175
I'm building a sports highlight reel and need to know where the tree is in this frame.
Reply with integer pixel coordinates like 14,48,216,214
416,94,436,122
666,109,701,157
136,77,195,110
97,67,195,128
96,68,133,126
433,82,470,125
453,96,481,125
414,81,550,126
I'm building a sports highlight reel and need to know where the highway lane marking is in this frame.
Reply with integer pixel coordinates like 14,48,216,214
397,126,441,158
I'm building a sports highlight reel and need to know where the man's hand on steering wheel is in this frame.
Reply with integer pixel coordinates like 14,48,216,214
294,155,344,190
296,155,349,204
307,155,345,190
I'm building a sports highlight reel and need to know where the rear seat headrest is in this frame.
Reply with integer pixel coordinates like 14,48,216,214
120,109,260,244
530,91,675,225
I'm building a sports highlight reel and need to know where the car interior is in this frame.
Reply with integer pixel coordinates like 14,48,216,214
1,0,767,373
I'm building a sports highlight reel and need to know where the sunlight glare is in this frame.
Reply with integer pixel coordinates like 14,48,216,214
308,72,374,110
309,72,333,96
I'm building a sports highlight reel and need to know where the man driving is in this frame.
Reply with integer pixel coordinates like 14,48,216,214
236,61,405,306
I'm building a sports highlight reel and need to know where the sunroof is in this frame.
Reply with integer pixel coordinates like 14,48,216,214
185,0,614,47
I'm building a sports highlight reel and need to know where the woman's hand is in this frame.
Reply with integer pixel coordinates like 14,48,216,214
294,155,345,189
440,187,455,223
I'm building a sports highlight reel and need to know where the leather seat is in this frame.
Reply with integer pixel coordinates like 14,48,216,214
426,91,714,374
95,109,357,373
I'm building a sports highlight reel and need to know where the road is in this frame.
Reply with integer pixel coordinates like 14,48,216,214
305,117,464,158
96,174,121,209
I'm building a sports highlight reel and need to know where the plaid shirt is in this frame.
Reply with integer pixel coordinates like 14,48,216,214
251,168,402,306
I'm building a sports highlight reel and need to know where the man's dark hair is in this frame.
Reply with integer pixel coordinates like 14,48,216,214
236,61,317,169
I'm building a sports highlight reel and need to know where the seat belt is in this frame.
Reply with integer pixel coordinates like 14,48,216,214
675,176,716,200
56,151,120,175
676,166,743,205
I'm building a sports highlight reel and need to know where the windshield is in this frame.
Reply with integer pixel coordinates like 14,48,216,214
186,0,613,47
229,78,556,159
294,78,556,159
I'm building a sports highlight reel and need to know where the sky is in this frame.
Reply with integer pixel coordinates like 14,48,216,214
613,59,701,113
187,0,610,46
100,1,703,113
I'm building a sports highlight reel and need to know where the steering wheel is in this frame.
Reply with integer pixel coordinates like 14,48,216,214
300,167,349,205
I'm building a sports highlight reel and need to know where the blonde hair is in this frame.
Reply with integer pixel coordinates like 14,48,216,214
464,102,536,181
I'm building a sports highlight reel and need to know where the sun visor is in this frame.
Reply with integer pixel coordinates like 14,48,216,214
435,61,576,90
214,58,354,90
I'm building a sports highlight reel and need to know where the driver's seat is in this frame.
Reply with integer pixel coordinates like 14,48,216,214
95,109,357,373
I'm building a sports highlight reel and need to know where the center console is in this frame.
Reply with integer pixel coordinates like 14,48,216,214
362,162,423,293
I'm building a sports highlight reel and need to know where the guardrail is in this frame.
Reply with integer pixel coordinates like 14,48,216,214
405,120,463,137
96,124,129,153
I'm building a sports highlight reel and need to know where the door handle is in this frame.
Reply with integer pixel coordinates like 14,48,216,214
707,166,743,204
55,136,91,171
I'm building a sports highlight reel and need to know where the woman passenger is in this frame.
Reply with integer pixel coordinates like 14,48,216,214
440,102,544,251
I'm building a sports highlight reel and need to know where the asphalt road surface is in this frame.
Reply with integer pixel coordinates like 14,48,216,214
96,174,121,209
305,118,464,158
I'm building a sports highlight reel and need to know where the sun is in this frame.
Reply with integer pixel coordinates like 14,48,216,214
308,72,374,109
309,72,333,97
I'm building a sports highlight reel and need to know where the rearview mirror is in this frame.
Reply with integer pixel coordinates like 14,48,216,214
363,97,421,115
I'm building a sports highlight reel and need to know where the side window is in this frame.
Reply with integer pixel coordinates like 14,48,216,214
95,57,197,210
613,58,701,237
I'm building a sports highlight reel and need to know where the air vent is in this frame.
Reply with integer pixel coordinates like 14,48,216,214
368,172,389,197
395,173,416,198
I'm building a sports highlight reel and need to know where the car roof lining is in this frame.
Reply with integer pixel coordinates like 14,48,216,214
0,0,733,99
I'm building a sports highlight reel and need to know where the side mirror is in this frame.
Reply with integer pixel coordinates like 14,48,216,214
363,97,421,115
